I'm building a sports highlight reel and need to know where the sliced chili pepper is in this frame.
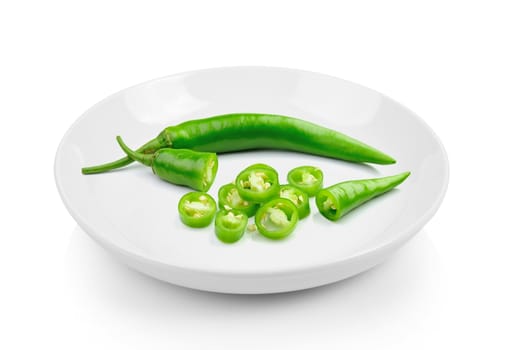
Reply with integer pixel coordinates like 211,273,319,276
235,164,280,203
287,166,323,197
316,171,411,221
218,183,259,217
116,136,217,192
82,113,396,174
214,209,248,243
255,198,299,240
279,185,310,219
178,192,217,228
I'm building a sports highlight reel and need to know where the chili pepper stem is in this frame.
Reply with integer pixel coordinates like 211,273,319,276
81,135,164,174
81,156,131,174
116,136,155,167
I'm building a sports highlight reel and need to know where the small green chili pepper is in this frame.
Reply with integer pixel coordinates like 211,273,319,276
116,136,218,192
178,192,217,228
82,113,396,174
218,183,259,217
214,209,248,243
255,198,299,240
235,164,280,203
279,185,310,219
316,171,411,221
287,166,323,197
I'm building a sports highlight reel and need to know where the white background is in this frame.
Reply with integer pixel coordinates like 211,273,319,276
1,1,504,349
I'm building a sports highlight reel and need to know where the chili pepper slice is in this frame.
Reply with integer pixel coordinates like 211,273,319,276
214,209,248,243
82,113,396,174
235,164,280,203
218,183,259,217
255,198,299,239
316,171,411,221
287,166,323,197
116,136,218,192
178,192,217,228
279,185,310,219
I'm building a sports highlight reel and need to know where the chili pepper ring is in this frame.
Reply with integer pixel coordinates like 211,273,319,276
218,183,259,217
178,192,217,228
279,185,311,219
255,198,299,240
287,165,324,197
214,209,248,243
235,163,280,203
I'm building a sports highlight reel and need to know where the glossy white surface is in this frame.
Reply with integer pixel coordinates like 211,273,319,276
55,67,448,293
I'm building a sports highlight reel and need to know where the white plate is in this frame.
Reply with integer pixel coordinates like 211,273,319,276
55,67,449,294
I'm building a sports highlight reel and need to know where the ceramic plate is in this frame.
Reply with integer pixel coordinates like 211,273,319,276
55,67,449,293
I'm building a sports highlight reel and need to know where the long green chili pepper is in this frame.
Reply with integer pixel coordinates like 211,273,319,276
82,113,396,174
315,171,411,221
116,136,218,192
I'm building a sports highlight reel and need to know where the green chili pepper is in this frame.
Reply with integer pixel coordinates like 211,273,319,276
316,171,411,221
116,136,217,192
214,209,248,243
287,166,324,197
178,192,217,228
255,198,299,240
82,113,396,174
235,163,280,203
279,185,310,219
218,183,259,217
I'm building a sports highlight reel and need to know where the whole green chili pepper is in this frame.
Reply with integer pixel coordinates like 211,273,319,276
287,166,324,197
214,209,248,243
279,185,310,219
218,183,259,217
116,136,218,192
235,163,280,203
82,113,396,174
255,198,299,240
178,192,217,228
316,171,411,221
